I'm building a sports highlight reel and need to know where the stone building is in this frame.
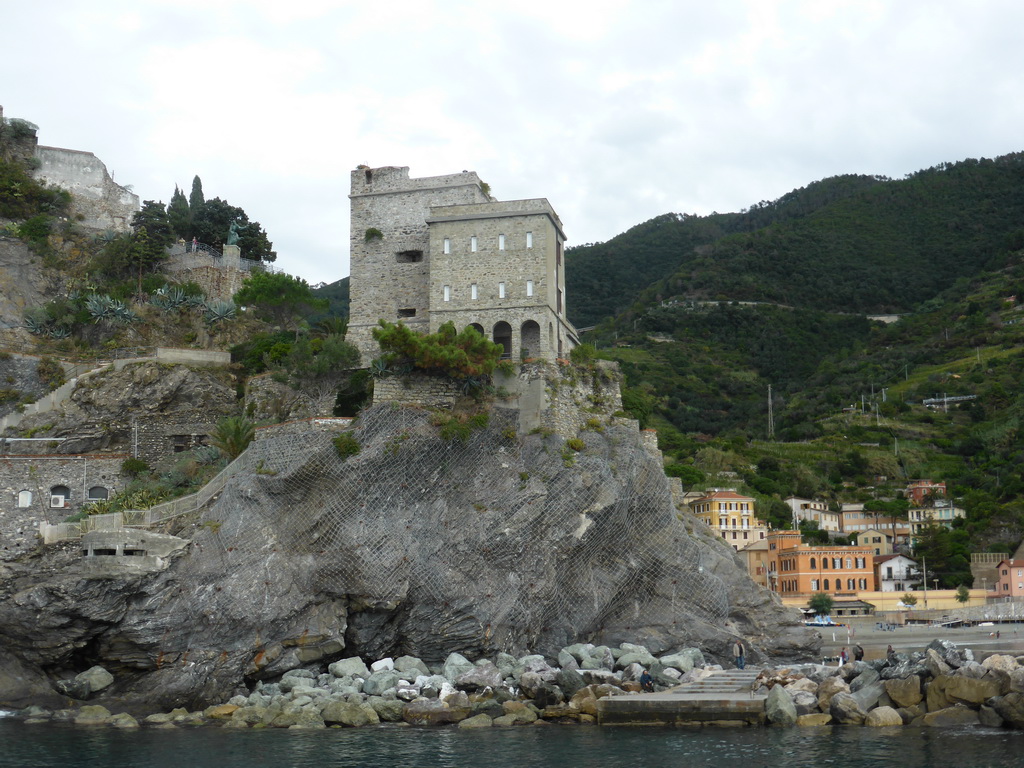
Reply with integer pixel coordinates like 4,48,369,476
348,166,578,363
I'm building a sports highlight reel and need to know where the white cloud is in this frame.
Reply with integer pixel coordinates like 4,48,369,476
4,0,1024,285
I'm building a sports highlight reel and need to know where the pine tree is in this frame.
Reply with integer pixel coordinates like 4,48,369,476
188,175,205,217
167,185,190,239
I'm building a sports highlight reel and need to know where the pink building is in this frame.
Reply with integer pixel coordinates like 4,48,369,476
995,559,1024,598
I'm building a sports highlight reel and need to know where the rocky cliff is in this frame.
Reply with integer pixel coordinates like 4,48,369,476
0,395,820,713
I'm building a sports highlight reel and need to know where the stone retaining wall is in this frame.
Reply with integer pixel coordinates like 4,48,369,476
0,453,126,560
372,375,461,409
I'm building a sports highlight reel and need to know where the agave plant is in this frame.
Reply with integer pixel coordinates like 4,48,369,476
86,293,117,322
203,299,236,325
192,445,222,465
48,325,72,339
24,309,51,335
150,286,190,311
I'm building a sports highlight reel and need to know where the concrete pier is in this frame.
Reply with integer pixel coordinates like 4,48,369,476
597,669,766,726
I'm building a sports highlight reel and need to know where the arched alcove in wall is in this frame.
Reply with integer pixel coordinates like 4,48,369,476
521,320,541,359
493,321,512,358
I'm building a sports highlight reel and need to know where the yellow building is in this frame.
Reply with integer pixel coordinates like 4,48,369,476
856,529,893,556
689,490,768,551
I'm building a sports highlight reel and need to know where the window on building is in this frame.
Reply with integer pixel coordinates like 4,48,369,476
847,579,855,590
526,279,534,297
811,579,819,591
856,558,865,569
87,486,109,501
443,238,450,254
50,485,71,507
398,308,416,318
471,283,478,300
526,232,533,248
396,250,423,263
499,234,505,250
443,285,451,302
17,490,32,508
810,557,816,569
498,282,506,299
821,559,828,569
471,236,478,252
824,579,830,590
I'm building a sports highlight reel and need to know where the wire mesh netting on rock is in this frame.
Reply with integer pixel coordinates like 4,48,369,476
172,403,729,659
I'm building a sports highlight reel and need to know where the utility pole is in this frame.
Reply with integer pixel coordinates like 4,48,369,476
767,384,774,440
922,556,928,609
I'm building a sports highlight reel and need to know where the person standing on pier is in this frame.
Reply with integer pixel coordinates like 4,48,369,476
732,639,746,670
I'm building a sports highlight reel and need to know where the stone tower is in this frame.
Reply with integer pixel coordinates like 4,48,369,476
348,166,577,363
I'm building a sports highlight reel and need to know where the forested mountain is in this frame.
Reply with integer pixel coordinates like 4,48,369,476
567,155,1024,327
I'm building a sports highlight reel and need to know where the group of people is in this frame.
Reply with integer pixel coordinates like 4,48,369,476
836,644,864,666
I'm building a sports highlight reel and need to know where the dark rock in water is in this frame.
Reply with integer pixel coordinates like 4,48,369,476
989,692,1024,729
829,692,867,725
531,683,565,708
765,685,797,726
0,404,819,712
556,668,585,698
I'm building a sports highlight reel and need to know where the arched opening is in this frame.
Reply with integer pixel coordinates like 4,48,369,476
50,485,71,508
521,320,540,360
17,490,32,508
467,323,484,336
87,486,109,501
493,321,512,359
823,578,830,591
809,557,816,569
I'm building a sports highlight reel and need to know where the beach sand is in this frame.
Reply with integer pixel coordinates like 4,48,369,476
812,617,1024,662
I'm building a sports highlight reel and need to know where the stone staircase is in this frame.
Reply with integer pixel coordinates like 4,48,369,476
670,667,764,697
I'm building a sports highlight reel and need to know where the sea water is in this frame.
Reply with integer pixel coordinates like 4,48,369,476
1,720,1022,768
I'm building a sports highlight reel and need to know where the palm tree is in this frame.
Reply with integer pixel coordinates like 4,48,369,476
210,416,256,460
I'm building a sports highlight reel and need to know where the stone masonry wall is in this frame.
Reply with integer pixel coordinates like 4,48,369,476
32,146,139,232
427,200,575,361
348,166,490,362
372,374,461,409
0,453,126,560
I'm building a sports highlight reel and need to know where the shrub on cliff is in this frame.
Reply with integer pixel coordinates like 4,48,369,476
371,321,503,380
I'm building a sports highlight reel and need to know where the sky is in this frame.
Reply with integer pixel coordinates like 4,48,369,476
5,1,1024,287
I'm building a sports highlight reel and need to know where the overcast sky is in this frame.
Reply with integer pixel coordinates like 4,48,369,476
5,1,1024,286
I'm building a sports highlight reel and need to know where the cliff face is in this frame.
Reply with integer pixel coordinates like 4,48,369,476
0,397,819,712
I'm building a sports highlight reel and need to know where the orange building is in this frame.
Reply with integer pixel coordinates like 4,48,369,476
765,530,875,597
688,490,768,551
905,479,946,506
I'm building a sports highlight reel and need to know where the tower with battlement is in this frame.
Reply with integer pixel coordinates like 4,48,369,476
348,166,578,363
